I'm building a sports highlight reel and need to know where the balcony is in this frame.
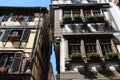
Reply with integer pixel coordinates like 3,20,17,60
63,23,116,34
0,73,31,80
0,28,35,50
61,15,106,26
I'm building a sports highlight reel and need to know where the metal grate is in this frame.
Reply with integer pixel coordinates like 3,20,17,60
11,52,22,73
2,15,9,21
0,55,8,67
28,16,34,21
1,29,11,41
21,29,31,42
15,53,22,57
11,58,21,72
0,31,2,37
11,16,17,21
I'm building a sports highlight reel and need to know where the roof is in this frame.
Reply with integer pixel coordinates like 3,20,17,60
0,6,48,13
50,3,110,9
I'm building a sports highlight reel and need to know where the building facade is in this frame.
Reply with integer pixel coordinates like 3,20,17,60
51,0,120,79
0,6,50,80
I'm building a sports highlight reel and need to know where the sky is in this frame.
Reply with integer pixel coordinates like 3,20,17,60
0,0,57,75
0,0,50,9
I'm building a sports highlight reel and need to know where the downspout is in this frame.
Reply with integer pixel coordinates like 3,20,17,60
29,8,48,79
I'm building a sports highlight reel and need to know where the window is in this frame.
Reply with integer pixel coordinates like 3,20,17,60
73,9,80,16
100,39,112,54
85,39,96,53
0,54,14,71
69,39,81,54
101,44,112,53
88,0,97,3
86,45,96,53
8,30,23,41
83,9,91,16
23,16,29,21
63,9,71,16
0,15,3,21
12,31,18,35
0,52,23,73
93,9,101,16
11,15,18,21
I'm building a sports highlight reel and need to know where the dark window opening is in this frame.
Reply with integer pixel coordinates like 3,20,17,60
0,53,15,72
73,9,80,16
8,30,23,41
68,39,81,55
11,12,34,22
92,9,101,16
100,39,112,55
23,16,29,21
101,44,112,55
63,9,71,17
85,39,96,54
85,44,96,53
0,15,3,21
0,52,23,73
83,9,91,16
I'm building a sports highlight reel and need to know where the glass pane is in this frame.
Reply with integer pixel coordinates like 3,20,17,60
0,16,3,21
93,9,101,16
63,10,71,16
69,39,81,54
23,16,28,21
83,9,91,16
73,9,80,16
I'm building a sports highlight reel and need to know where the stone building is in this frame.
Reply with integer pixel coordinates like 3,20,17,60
51,0,120,79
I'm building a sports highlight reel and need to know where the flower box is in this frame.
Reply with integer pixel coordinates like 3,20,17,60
63,16,72,23
87,52,101,62
73,16,82,22
70,53,82,58
105,52,119,61
85,15,105,22
8,34,20,41
94,15,105,22
0,67,6,72
69,53,83,62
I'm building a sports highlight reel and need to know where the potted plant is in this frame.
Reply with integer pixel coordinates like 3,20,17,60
0,67,7,73
85,15,94,22
70,53,82,59
69,53,83,62
94,15,105,22
105,52,118,61
63,16,72,22
8,34,20,41
73,15,82,22
88,52,100,61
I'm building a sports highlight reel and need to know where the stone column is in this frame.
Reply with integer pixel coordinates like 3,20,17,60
59,9,62,21
60,38,65,72
96,39,103,57
65,40,69,59
111,39,117,53
81,40,86,57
